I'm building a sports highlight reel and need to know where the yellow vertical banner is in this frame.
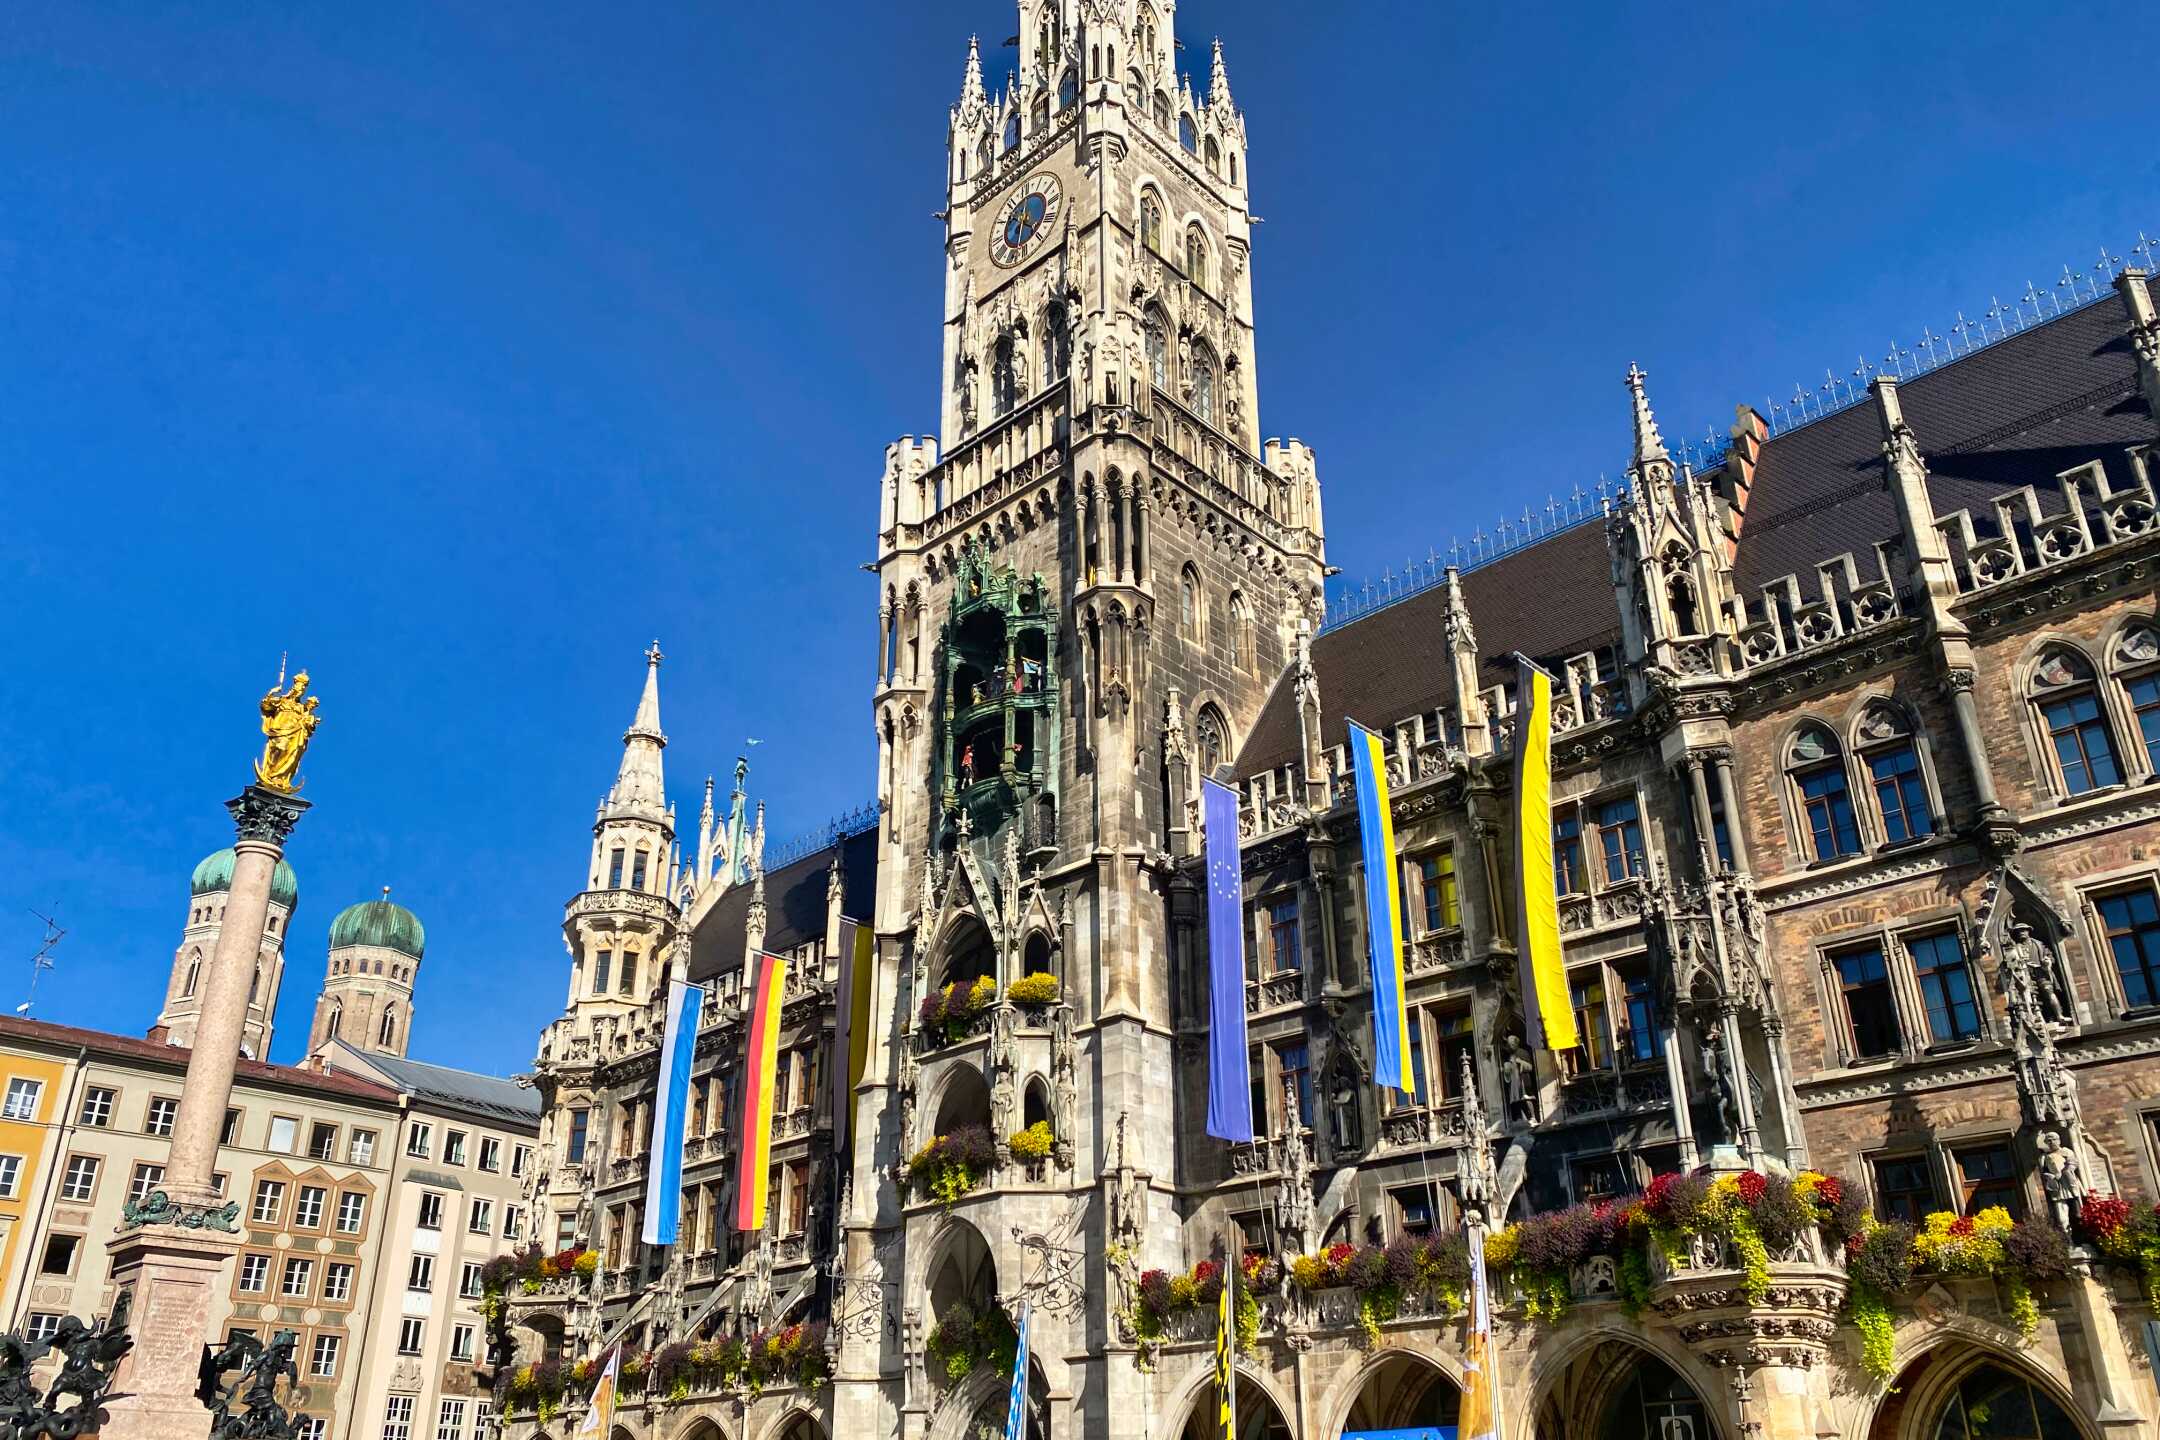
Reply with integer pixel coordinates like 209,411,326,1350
1512,657,1576,1051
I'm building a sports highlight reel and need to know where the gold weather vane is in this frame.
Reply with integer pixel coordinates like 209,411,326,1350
254,663,323,793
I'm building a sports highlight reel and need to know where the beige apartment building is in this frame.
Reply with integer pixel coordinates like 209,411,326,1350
318,1040,539,1440
0,1014,401,1439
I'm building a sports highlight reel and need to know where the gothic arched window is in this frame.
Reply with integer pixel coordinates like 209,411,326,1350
1196,705,1230,783
1179,112,1197,152
1139,191,1163,254
1665,574,1700,636
1059,69,1079,110
1185,226,1209,290
326,1004,342,1039
1192,344,1218,424
1229,591,1253,670
1144,308,1169,391
1042,303,1070,381
992,336,1020,417
379,1005,398,1049
2110,621,2160,775
1205,136,1221,177
1180,565,1203,639
1003,109,1020,153
1787,723,1861,861
2031,644,2121,796
631,847,650,892
1154,91,1173,132
1229,151,1240,186
1854,702,1934,844
608,847,625,889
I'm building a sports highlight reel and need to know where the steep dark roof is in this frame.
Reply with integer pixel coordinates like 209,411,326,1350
343,1048,540,1127
686,824,879,983
1733,282,2154,595
1237,518,1620,776
0,1014,400,1106
1236,277,2157,780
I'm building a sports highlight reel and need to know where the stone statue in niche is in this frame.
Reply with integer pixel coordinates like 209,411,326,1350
2037,1128,2084,1233
1500,1033,1538,1126
2000,919,2071,1027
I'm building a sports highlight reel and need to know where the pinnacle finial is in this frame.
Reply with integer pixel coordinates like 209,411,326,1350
1209,37,1232,108
1625,362,1670,469
959,34,987,111
646,639,663,668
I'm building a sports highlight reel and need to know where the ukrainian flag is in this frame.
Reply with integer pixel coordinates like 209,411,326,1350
1512,657,1576,1052
1347,720,1413,1091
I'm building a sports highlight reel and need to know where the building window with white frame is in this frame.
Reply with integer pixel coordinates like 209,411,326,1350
336,1191,366,1233
77,1087,114,1128
449,1324,476,1364
350,1128,377,1166
468,1198,492,1236
237,1254,270,1293
23,1315,60,1344
293,1185,325,1229
59,1155,99,1202
444,1130,467,1166
478,1137,502,1173
250,1179,286,1225
323,1262,354,1303
396,1319,425,1356
309,1332,340,1378
144,1096,179,1137
406,1123,432,1159
459,1262,484,1299
417,1191,444,1230
281,1257,313,1298
127,1162,163,1204
382,1394,416,1440
408,1255,434,1293
3,1077,42,1120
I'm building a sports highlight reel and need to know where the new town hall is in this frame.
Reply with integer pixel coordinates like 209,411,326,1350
493,4,2160,1440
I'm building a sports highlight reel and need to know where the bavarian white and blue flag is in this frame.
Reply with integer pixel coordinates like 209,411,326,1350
1003,1302,1031,1440
641,978,704,1245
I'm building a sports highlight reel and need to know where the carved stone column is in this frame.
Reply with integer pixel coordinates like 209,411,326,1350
102,784,308,1440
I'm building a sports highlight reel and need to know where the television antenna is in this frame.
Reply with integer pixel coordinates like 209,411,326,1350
19,909,63,1017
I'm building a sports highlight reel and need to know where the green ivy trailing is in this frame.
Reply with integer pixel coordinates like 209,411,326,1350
925,1299,1017,1385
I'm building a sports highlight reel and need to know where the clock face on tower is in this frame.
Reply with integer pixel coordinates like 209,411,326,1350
989,172,1063,269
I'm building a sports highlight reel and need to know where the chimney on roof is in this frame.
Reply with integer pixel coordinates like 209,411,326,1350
2117,268,2160,420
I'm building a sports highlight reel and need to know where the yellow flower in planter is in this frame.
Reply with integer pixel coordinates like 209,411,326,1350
1483,1225,1520,1271
1009,972,1060,1007
1009,1120,1055,1160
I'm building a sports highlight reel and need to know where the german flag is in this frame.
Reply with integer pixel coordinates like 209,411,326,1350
734,951,784,1230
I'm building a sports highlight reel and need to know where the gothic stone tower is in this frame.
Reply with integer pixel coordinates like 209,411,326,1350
851,6,1326,1437
531,646,685,1253
157,845,297,1059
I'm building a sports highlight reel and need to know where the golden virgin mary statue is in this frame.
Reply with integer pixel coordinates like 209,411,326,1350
254,670,322,792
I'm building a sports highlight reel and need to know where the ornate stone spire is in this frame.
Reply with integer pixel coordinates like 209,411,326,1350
607,643,668,820
958,35,987,115
1208,37,1233,110
1625,362,1670,471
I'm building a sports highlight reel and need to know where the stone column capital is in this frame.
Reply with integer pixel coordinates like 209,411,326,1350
225,785,311,847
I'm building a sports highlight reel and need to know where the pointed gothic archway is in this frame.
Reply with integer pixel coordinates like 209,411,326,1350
1866,1342,2095,1440
1529,1332,1727,1440
1167,1363,1295,1440
763,1407,828,1440
1327,1350,1461,1437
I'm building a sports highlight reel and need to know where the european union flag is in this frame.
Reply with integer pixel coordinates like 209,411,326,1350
1202,778,1254,1143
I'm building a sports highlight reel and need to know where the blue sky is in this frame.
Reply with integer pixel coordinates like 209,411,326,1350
1,1,2151,1077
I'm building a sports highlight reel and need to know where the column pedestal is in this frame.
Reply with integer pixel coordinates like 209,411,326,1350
98,1226,244,1440
99,782,308,1440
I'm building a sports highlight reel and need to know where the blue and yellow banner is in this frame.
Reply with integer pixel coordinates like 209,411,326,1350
1512,657,1576,1052
1347,721,1412,1091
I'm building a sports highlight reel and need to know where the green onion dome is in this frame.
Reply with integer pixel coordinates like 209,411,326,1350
191,847,299,911
327,894,426,961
